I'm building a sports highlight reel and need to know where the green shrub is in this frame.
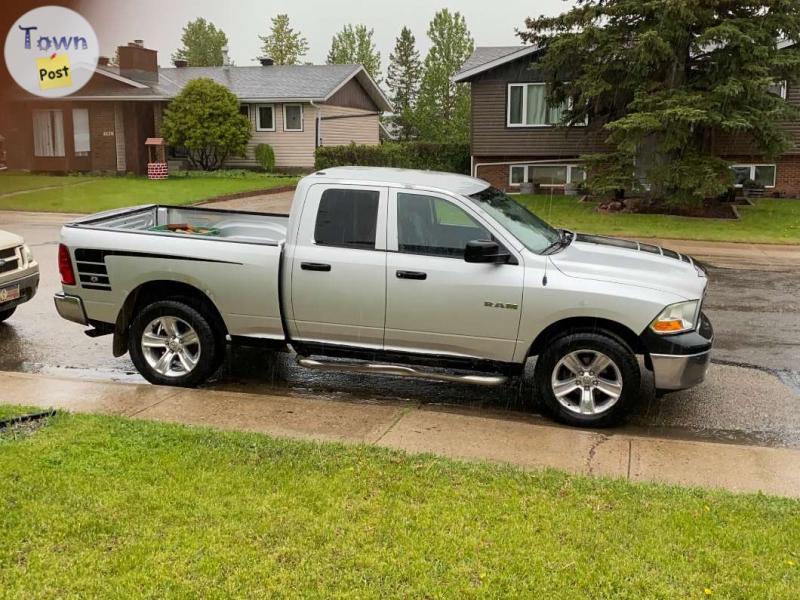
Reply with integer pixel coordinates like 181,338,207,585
255,144,276,172
161,78,251,171
314,142,470,174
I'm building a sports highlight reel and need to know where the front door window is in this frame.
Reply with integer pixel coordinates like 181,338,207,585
397,192,491,258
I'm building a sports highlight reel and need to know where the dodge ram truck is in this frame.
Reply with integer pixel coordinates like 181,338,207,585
0,229,39,323
54,167,712,427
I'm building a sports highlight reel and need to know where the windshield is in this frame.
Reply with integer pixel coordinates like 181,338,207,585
468,186,560,253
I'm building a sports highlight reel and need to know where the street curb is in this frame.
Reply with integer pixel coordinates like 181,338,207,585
2,370,799,498
193,184,297,206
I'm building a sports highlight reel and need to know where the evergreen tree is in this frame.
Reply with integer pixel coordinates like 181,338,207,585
327,24,382,83
414,9,474,142
258,14,309,65
519,0,800,205
172,18,229,67
386,27,422,140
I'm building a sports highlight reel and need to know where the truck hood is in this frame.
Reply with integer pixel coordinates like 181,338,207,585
549,233,707,300
0,229,24,249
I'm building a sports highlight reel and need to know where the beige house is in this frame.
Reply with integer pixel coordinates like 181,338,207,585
4,42,391,174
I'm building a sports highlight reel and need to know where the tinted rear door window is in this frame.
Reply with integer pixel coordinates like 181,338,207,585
314,188,380,249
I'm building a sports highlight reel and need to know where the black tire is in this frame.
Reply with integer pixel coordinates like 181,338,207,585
0,307,16,323
128,300,222,387
533,330,640,427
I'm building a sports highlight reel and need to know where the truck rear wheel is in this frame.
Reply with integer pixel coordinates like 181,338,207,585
533,331,640,427
0,307,15,323
128,300,221,387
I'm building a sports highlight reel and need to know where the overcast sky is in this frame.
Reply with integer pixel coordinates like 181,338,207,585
77,0,574,69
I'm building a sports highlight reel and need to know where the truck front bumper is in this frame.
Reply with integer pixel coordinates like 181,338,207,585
54,292,88,325
641,312,714,392
650,350,712,390
0,270,39,312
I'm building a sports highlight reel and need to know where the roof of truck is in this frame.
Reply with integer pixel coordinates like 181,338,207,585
309,166,490,196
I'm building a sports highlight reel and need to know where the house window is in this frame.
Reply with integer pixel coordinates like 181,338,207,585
239,104,250,119
510,165,526,184
508,164,586,188
255,104,274,131
768,80,787,100
508,83,574,127
72,108,90,155
730,164,776,188
32,109,65,157
284,104,303,131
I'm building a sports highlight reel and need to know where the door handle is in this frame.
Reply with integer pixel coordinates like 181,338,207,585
301,262,332,272
396,270,427,280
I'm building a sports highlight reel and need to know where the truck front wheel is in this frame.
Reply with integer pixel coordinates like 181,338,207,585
534,331,640,427
128,300,221,387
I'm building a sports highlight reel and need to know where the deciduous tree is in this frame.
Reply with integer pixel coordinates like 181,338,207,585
161,78,251,170
258,14,309,65
172,18,229,67
414,9,474,143
327,24,382,83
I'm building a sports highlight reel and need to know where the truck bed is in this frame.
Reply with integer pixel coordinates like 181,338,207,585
69,205,288,245
61,204,288,344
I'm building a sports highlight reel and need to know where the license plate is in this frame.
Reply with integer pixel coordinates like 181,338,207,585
0,285,20,305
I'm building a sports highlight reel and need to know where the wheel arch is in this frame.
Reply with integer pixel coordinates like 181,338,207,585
113,280,228,357
526,317,646,360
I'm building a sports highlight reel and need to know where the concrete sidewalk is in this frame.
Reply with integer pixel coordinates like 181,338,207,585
634,237,800,270
3,370,799,498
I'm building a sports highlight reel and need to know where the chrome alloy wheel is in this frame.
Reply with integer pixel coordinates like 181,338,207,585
141,316,202,378
550,350,623,416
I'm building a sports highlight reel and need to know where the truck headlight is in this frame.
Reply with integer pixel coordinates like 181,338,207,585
650,300,700,334
22,244,34,266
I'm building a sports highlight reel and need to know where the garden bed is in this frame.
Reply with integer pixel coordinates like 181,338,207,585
597,198,753,220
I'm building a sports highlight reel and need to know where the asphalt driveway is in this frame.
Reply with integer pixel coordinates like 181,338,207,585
1,210,798,448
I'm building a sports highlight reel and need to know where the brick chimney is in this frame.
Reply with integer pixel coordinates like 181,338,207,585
118,40,158,83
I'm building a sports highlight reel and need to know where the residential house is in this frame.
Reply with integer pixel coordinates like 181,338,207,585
3,41,391,174
454,44,800,196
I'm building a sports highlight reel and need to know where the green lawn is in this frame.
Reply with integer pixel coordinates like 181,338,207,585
519,195,800,244
0,410,798,597
0,173,98,195
0,172,297,213
0,404,41,421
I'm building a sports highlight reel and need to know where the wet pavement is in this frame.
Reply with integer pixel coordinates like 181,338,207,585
1,211,799,448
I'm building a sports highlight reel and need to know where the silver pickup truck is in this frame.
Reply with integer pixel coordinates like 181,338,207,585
55,167,712,427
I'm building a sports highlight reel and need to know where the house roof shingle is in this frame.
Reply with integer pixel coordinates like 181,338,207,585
453,45,542,82
67,63,392,111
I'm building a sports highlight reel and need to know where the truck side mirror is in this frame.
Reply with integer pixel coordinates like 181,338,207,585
464,240,511,264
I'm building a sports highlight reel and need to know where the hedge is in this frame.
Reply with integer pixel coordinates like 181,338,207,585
314,142,470,174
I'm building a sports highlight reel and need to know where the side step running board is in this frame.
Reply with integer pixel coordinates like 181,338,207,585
296,356,507,387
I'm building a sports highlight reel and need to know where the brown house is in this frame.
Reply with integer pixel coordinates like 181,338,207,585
454,44,800,196
3,41,391,175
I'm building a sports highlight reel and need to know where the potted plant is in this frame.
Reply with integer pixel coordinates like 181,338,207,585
742,178,765,199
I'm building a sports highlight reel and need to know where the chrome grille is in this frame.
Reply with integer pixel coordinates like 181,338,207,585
0,247,20,274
